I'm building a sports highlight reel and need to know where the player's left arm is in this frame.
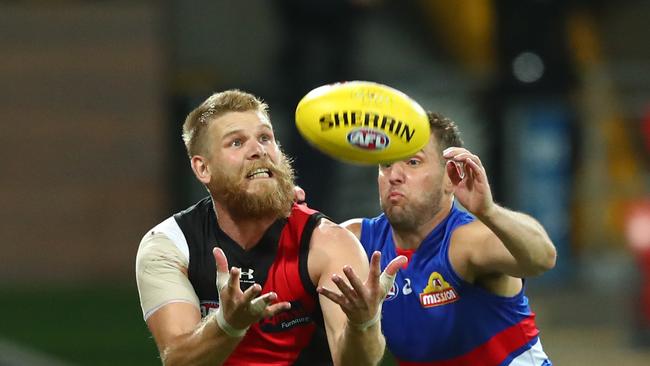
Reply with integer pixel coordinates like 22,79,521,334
308,219,405,366
444,147,557,278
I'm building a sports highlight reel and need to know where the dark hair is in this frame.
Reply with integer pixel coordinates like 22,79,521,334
427,111,464,157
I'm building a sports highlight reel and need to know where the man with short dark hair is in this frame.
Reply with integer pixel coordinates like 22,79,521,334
339,112,556,365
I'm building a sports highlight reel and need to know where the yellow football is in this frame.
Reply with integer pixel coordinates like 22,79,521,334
295,81,430,164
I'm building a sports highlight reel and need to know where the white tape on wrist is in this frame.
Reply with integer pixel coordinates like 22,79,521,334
215,269,247,337
350,309,381,331
215,308,248,338
348,269,396,331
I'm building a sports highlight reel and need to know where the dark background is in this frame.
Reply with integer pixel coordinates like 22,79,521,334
1,1,650,365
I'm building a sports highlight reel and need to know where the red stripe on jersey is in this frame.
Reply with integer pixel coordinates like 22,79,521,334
397,314,540,366
395,247,414,269
225,204,321,365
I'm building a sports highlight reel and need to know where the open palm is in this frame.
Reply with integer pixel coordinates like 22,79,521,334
443,147,494,217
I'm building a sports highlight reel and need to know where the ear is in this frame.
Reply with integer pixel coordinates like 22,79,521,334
443,162,456,194
191,156,211,185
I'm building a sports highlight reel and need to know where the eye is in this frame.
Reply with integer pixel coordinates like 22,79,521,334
379,162,392,169
230,138,242,147
406,159,420,166
259,134,272,143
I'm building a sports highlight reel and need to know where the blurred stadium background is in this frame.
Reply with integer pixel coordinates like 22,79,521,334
1,0,650,365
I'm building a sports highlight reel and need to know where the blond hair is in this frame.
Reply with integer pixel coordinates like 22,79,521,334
182,90,269,157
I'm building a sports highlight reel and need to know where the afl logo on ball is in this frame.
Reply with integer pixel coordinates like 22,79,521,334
347,128,390,150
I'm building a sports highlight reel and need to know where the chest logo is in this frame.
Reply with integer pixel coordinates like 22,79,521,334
239,268,255,283
419,272,459,308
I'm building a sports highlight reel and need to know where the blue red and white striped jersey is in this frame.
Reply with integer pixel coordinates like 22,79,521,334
360,204,552,366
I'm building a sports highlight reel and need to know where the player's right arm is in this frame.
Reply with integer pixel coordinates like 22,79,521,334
135,233,245,366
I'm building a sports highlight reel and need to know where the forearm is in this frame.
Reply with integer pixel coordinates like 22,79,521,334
161,312,243,366
478,204,557,275
335,322,385,366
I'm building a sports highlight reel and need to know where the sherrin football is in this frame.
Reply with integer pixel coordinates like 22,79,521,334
295,81,430,164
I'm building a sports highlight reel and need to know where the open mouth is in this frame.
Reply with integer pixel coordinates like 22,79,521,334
246,168,272,179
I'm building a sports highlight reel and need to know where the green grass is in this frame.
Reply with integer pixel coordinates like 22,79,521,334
0,283,397,365
0,284,159,366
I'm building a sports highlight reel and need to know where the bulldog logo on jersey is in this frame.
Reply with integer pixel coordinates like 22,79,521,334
419,272,459,308
384,281,399,302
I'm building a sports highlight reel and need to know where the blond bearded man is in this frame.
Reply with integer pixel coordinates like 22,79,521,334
136,90,405,366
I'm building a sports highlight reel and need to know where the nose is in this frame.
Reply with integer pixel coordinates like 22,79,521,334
387,162,405,185
247,140,268,160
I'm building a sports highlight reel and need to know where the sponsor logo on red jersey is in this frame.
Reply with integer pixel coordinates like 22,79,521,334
258,300,313,333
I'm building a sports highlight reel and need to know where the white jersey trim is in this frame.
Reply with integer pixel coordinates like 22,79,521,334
143,299,199,321
151,216,190,262
508,337,551,365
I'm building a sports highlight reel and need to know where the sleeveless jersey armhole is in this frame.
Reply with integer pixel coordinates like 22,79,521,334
299,212,327,297
441,210,476,289
359,218,375,257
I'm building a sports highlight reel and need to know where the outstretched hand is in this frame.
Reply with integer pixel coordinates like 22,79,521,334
317,251,407,329
213,248,291,331
443,147,494,217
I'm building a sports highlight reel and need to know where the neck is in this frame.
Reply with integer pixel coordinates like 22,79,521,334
213,201,277,250
392,197,453,251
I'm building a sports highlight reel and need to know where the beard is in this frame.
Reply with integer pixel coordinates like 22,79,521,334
207,152,296,220
381,187,443,233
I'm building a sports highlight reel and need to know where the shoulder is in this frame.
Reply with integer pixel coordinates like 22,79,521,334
342,213,389,238
286,202,327,233
307,218,368,280
449,219,493,256
340,218,363,239
138,216,190,262
312,218,360,245
172,197,214,231
136,232,189,273
178,196,213,215
136,231,198,320
451,219,490,241
448,219,495,281
447,205,483,243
